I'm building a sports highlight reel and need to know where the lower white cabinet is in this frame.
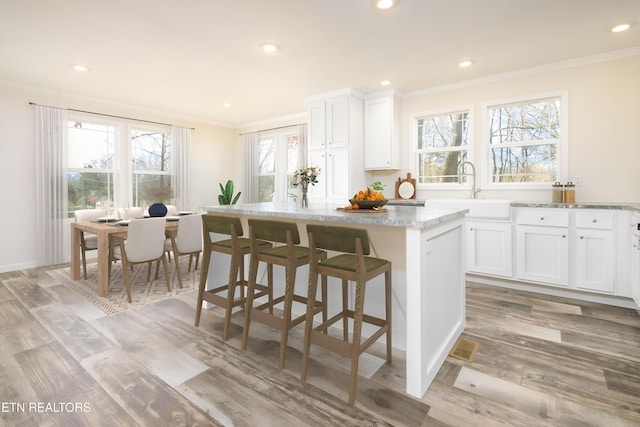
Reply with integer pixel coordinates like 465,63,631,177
466,220,512,277
516,224,569,286
574,216,616,293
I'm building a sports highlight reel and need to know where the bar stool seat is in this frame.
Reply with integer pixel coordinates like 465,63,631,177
242,219,327,369
301,224,392,406
195,214,271,341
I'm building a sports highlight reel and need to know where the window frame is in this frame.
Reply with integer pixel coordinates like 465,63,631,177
481,91,568,190
255,127,304,203
66,112,173,215
411,104,475,190
128,124,172,208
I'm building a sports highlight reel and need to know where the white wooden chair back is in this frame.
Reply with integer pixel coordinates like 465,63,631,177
125,217,166,263
74,208,103,222
175,214,203,253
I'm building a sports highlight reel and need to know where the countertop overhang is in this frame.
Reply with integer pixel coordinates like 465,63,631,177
204,202,468,229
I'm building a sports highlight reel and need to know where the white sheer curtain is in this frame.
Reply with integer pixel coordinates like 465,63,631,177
243,132,260,203
171,126,191,210
35,105,68,265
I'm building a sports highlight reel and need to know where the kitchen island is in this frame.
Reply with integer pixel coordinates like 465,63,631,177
204,201,468,399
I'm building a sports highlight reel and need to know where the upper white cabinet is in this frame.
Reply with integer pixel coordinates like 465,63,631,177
307,89,365,201
364,92,401,170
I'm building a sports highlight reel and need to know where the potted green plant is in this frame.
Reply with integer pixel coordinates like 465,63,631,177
218,180,241,205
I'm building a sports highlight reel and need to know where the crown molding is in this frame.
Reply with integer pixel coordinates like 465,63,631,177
404,47,640,99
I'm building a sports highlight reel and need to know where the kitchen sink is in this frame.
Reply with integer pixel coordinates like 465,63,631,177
425,199,512,219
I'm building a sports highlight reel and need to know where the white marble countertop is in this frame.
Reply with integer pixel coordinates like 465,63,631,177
204,201,468,229
511,201,640,211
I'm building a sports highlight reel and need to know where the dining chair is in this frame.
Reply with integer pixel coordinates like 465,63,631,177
164,213,203,288
166,205,179,216
109,217,171,303
241,219,327,369
73,208,105,279
301,224,392,406
117,207,144,219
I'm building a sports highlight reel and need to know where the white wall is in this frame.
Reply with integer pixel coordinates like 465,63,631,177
0,84,237,272
367,54,640,203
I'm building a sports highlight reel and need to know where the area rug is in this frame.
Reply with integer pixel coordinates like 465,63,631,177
48,257,199,315
448,337,480,363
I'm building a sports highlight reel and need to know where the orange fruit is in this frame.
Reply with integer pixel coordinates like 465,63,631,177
353,204,360,209
375,193,386,201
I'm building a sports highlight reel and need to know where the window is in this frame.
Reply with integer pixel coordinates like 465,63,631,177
131,127,172,207
488,96,561,183
67,120,118,214
256,129,303,202
415,110,470,183
67,115,175,217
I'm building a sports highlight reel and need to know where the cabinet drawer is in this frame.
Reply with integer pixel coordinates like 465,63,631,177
516,209,569,227
575,211,614,230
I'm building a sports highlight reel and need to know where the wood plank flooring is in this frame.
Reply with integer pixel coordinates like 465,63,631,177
0,265,639,426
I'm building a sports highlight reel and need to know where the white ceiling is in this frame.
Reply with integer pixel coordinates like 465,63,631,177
1,0,638,127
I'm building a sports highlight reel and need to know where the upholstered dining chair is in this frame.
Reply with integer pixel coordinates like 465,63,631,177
166,205,179,216
109,217,171,303
164,213,203,288
117,206,144,220
73,208,104,279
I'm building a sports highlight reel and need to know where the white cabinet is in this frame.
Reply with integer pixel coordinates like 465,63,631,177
364,92,400,170
307,89,365,202
631,214,640,306
574,211,615,293
466,220,512,277
515,209,570,286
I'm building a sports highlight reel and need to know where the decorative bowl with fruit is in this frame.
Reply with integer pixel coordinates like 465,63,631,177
345,187,387,210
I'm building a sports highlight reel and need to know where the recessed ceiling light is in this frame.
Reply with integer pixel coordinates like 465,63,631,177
458,59,475,68
71,64,90,72
374,0,398,10
223,102,231,108
259,42,280,53
611,22,634,33
380,79,392,86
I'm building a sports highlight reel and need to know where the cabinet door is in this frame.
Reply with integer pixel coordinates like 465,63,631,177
307,150,326,199
326,96,349,149
516,225,569,286
308,101,326,150
326,148,349,200
364,96,392,169
575,229,615,293
466,221,512,277
632,239,640,307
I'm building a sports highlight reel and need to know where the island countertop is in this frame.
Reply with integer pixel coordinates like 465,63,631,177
203,201,468,229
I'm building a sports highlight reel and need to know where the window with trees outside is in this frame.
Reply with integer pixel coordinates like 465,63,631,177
131,127,172,207
488,96,560,183
67,117,173,216
256,129,303,202
67,120,117,215
415,110,470,184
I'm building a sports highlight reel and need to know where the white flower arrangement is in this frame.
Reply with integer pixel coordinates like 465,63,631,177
291,166,321,188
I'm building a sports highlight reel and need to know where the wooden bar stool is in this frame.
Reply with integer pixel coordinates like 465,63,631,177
241,219,327,369
301,224,392,406
195,214,271,341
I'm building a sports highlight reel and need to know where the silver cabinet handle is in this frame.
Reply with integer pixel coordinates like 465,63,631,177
580,236,584,239
592,219,597,223
561,235,566,238
540,217,544,220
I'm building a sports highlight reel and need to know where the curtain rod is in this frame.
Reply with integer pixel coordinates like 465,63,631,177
239,123,306,136
28,102,195,130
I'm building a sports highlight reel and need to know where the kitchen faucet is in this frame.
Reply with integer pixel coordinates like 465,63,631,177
457,161,479,199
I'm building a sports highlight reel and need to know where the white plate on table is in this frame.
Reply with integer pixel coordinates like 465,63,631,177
117,220,131,226
166,216,180,221
179,211,193,215
97,216,118,223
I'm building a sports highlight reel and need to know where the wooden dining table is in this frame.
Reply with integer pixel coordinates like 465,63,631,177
70,219,179,297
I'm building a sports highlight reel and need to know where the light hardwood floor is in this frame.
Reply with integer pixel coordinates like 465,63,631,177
1,264,639,426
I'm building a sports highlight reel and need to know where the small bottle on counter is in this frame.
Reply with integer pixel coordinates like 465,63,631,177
552,182,564,203
564,182,576,203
